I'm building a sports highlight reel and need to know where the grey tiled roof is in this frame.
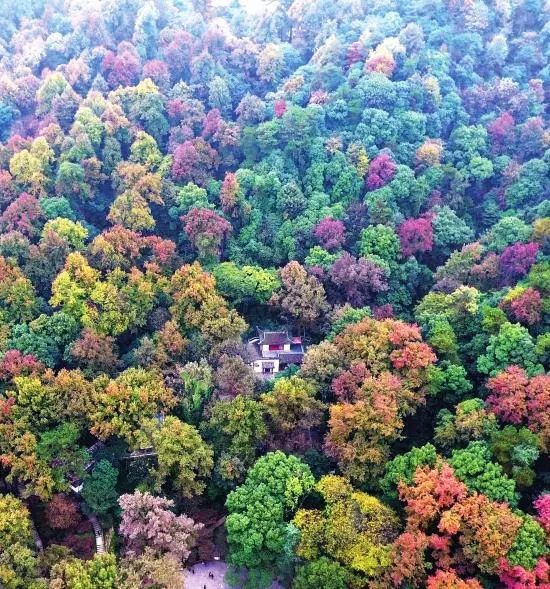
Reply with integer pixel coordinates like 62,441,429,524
279,352,304,364
258,330,291,345
246,341,261,361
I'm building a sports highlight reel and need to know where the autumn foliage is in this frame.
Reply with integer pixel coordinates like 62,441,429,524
0,0,546,586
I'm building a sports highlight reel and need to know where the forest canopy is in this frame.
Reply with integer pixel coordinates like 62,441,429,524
0,0,547,588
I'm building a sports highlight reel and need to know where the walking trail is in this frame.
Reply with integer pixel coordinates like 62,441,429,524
183,561,284,589
86,513,105,554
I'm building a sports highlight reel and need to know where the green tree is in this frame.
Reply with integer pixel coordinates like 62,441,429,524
450,441,519,506
505,158,548,208
201,395,267,486
276,181,306,218
9,145,51,197
485,216,532,252
170,262,247,346
8,374,66,433
468,155,494,181
36,423,89,489
477,322,544,377
213,262,280,306
178,361,214,425
427,363,474,405
225,452,314,588
208,76,232,115
432,206,474,256
293,558,348,589
130,131,163,170
81,269,155,337
360,224,400,263
50,253,100,320
55,162,90,200
171,182,210,216
49,553,118,589
507,515,547,570
490,426,541,488
304,247,340,270
0,257,38,324
425,319,459,362
82,460,119,516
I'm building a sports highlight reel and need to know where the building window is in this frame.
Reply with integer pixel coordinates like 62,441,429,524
268,344,282,351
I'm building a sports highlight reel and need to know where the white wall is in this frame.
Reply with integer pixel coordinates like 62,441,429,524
252,360,280,373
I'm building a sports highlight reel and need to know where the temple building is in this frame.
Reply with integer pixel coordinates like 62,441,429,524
246,328,305,377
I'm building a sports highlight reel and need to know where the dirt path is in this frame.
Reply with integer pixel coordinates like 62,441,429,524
183,561,284,589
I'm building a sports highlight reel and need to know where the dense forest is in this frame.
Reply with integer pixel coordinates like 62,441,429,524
0,0,548,587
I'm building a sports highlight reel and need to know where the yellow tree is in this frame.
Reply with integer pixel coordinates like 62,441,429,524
50,252,100,320
0,369,97,499
170,262,247,346
90,368,176,445
260,376,325,452
140,416,214,498
82,268,156,336
293,475,399,587
108,162,163,231
0,256,38,324
9,137,54,197
0,494,44,587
